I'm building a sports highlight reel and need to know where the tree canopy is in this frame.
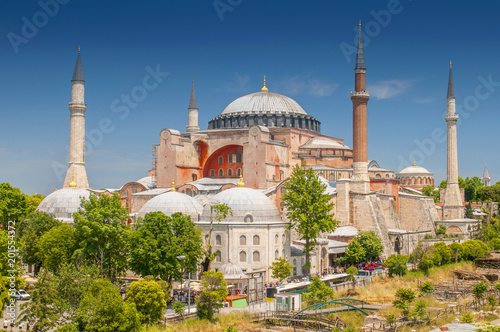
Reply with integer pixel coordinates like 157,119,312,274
0,183,31,229
196,271,228,321
125,279,166,326
303,276,335,305
129,212,203,283
73,194,131,280
270,257,293,283
282,166,337,275
38,224,76,274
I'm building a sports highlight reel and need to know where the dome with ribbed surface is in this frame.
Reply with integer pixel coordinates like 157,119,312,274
398,165,432,175
221,91,307,115
37,187,91,223
138,191,203,221
201,187,282,223
220,262,247,279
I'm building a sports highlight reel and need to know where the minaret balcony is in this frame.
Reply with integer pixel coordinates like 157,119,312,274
350,91,370,98
445,114,459,122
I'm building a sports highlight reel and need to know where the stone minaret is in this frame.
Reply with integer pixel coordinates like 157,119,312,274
63,48,89,189
442,62,463,219
482,164,491,187
350,21,370,194
186,80,200,132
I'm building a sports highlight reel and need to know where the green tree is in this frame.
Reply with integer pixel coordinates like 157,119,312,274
18,211,60,275
418,281,434,296
129,212,203,283
384,254,408,277
460,313,473,323
38,224,76,274
449,242,463,263
56,324,79,332
73,194,131,280
419,253,434,276
282,166,338,276
435,224,447,237
125,279,166,326
392,288,416,319
345,266,358,290
76,279,141,332
472,282,489,302
462,240,490,260
196,271,228,321
465,203,474,218
26,193,45,213
477,184,500,202
414,300,427,319
422,185,440,203
463,176,484,202
172,300,186,318
487,294,498,310
303,276,335,305
344,239,366,263
201,202,232,273
357,231,383,261
433,242,452,265
0,229,25,313
270,257,293,283
0,183,31,229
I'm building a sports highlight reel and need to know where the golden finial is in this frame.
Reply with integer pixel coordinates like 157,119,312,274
261,75,268,92
413,159,416,166
78,45,80,53
237,174,245,187
171,178,176,192
69,174,77,188
359,20,362,32
450,60,452,68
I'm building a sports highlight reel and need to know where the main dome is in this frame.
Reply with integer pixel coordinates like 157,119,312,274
37,187,91,223
221,91,307,116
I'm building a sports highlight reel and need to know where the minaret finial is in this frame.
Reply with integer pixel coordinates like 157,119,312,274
237,174,245,187
359,20,361,33
261,75,268,92
78,45,80,53
450,60,452,69
413,159,416,166
171,178,176,192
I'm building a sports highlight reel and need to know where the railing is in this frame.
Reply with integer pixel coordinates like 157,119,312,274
246,310,349,330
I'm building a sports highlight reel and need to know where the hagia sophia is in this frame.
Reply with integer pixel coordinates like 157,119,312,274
37,24,485,282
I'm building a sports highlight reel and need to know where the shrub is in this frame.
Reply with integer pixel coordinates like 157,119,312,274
460,313,473,323
384,254,409,277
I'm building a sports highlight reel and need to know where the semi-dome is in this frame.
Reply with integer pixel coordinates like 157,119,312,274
138,191,203,221
220,262,247,279
221,91,307,116
37,187,91,223
201,187,282,223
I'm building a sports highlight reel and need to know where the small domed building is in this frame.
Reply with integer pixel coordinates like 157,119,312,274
396,162,434,189
137,188,203,221
197,179,290,282
37,184,91,223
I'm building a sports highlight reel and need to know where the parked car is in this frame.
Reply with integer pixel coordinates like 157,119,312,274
15,289,31,301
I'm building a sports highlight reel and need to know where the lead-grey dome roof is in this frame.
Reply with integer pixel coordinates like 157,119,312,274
201,187,282,223
138,191,203,221
37,187,91,223
220,262,247,279
221,91,307,116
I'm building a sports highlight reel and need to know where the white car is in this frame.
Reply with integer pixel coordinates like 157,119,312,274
15,289,31,301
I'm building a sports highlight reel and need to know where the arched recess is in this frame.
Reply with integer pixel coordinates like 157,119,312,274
203,145,244,178
193,140,209,168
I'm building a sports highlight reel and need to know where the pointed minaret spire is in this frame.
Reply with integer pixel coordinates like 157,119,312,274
482,164,491,186
72,47,85,82
186,80,200,133
355,20,366,71
447,60,455,100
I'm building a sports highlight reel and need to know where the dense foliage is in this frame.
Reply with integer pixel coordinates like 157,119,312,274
196,271,228,321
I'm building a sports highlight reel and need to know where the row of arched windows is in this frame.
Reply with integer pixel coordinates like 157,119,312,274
400,177,433,185
210,168,242,177
218,149,243,165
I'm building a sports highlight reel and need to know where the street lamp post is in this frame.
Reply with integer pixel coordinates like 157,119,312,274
176,255,188,315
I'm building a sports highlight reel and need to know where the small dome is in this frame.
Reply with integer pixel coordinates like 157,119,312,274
221,91,307,116
398,165,432,175
37,187,91,223
201,187,282,223
138,191,203,221
220,262,247,279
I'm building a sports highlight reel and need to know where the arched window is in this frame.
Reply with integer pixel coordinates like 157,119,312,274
236,148,242,163
279,170,284,180
293,259,297,275
228,153,233,163
218,156,223,165
282,234,286,244
237,168,242,176
216,250,221,262
210,169,215,177
386,174,389,178
132,186,137,194
253,235,260,246
218,169,223,177
329,173,335,181
185,188,192,196
123,190,128,198
215,235,221,246
240,235,246,246
253,251,260,262
192,174,197,181
275,234,279,244
239,251,247,262
275,250,279,259
228,169,233,177
376,174,381,179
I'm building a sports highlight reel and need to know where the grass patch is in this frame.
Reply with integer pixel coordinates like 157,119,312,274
149,312,264,332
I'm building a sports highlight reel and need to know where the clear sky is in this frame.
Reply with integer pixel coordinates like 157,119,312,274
1,0,499,195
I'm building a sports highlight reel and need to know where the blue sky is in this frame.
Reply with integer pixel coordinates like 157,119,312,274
1,0,499,195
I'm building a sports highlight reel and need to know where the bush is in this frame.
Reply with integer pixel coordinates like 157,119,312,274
384,254,409,277
418,281,434,295
460,313,473,323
